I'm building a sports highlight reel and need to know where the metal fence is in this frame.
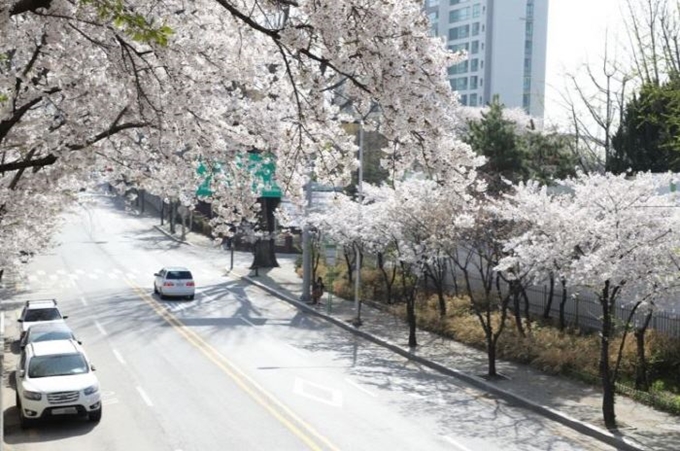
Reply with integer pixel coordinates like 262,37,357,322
448,269,680,338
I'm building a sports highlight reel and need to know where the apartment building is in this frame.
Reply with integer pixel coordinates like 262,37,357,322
425,0,548,118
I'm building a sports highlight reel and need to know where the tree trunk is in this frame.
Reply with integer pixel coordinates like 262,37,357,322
512,283,525,337
599,282,617,429
160,201,165,226
377,252,395,305
634,310,653,391
543,272,555,319
487,330,497,377
406,296,417,348
250,197,280,269
344,247,353,284
559,278,568,331
251,238,279,268
169,201,176,234
521,286,532,334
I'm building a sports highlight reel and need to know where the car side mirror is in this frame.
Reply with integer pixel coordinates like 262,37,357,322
18,369,25,378
154,273,160,277
17,319,23,323
20,343,26,350
91,364,96,371
62,315,69,320
77,340,83,345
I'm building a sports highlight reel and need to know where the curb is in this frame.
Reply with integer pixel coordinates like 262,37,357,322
153,225,193,246
239,273,648,451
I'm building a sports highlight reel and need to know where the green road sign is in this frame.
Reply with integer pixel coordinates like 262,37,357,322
195,153,281,199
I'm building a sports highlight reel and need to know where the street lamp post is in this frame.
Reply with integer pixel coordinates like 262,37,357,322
352,120,364,326
301,165,314,303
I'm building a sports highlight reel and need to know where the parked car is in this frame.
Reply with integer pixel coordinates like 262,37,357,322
153,266,195,300
20,323,80,350
17,300,67,340
15,339,101,428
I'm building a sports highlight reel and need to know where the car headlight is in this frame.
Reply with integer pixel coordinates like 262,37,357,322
84,384,99,396
23,390,42,401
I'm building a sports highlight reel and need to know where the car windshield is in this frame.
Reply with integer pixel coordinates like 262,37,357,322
29,330,73,343
166,271,192,280
24,308,61,322
28,354,88,378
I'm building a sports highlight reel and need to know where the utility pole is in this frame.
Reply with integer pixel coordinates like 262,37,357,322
352,120,364,326
301,166,314,303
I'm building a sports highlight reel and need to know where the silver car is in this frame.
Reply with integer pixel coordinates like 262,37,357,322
153,267,195,300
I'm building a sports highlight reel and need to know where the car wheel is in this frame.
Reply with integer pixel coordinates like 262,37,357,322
188,294,194,301
153,284,158,294
89,407,102,422
159,289,166,300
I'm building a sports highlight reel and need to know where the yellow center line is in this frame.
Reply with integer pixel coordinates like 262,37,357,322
126,280,340,451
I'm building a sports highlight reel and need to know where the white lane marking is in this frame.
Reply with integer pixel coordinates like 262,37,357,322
112,349,127,365
88,274,99,280
344,378,378,398
108,273,119,280
136,386,154,407
442,436,475,451
75,269,85,275
95,268,105,274
94,321,108,336
80,297,88,306
28,275,38,282
239,316,255,327
36,270,46,276
56,269,67,275
49,274,58,281
293,377,343,407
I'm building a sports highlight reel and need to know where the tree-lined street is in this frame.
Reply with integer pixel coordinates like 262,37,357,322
1,193,616,451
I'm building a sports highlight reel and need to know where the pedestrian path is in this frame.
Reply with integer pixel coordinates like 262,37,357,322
156,220,680,451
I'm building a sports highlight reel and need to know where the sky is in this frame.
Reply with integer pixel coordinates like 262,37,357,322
543,0,629,129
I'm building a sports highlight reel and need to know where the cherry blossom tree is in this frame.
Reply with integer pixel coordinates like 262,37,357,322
496,171,680,429
2,0,477,273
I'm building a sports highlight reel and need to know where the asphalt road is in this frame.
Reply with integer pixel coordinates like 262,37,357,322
1,193,616,451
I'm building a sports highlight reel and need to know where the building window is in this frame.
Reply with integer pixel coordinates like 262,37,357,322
448,24,470,40
449,42,470,53
448,60,469,75
470,58,479,72
470,75,478,89
523,77,531,91
480,78,483,86
460,94,468,105
472,22,480,36
450,0,470,5
449,7,471,23
471,40,479,54
426,0,440,6
525,40,532,53
472,4,481,18
523,93,531,109
469,93,478,106
450,77,468,91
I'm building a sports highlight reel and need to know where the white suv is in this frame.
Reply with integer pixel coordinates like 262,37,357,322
16,339,102,428
17,299,67,340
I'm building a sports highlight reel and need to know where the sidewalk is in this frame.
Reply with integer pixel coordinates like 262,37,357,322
158,224,679,451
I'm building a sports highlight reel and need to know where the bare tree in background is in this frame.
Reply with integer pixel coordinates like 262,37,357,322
559,39,631,172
